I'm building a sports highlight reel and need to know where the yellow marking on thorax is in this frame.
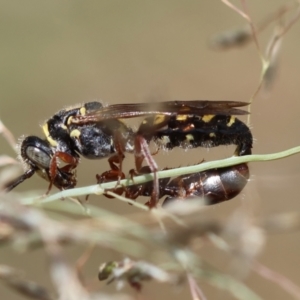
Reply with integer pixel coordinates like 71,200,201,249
185,134,194,141
209,132,216,137
80,106,86,116
153,115,167,125
42,123,58,147
67,116,73,125
176,115,188,121
227,116,235,127
202,115,214,123
70,129,81,138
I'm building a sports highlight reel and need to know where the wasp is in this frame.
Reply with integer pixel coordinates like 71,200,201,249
99,163,249,206
5,100,252,205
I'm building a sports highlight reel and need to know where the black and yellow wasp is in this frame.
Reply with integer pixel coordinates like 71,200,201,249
5,100,252,206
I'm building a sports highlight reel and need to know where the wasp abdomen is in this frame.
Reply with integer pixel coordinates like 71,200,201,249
154,115,252,156
162,163,249,206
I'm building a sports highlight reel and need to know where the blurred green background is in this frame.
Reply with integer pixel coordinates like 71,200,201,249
1,1,300,299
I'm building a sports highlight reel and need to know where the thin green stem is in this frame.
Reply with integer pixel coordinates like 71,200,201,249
21,146,300,205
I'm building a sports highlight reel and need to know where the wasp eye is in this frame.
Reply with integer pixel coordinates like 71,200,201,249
25,146,50,169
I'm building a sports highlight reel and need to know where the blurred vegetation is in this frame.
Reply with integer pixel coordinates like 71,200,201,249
1,1,300,299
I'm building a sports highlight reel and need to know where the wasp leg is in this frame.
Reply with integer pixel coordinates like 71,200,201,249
96,169,126,199
44,181,54,195
109,131,128,184
134,135,159,208
49,151,78,184
108,154,123,171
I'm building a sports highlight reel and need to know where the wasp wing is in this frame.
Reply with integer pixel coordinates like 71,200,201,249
72,100,249,123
